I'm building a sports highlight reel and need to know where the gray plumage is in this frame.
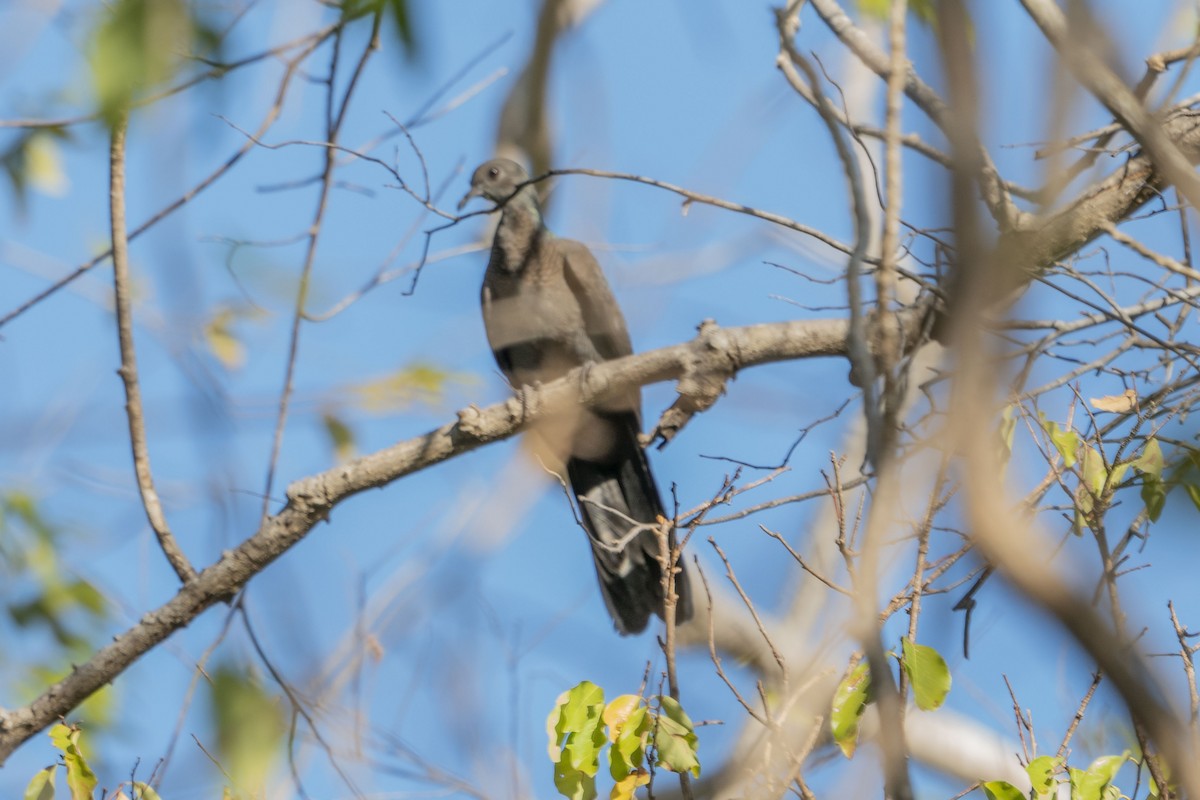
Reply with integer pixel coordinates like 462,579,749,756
459,158,693,635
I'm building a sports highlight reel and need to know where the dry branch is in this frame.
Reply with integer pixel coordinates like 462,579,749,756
0,312,923,765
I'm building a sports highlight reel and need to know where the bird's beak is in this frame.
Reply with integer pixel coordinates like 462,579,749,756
457,185,482,212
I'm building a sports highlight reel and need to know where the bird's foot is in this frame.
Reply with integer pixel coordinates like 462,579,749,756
577,361,596,394
509,382,543,423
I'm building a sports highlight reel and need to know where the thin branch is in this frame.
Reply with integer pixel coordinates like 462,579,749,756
108,113,196,584
709,538,788,685
807,0,1021,229
1056,671,1102,760
1167,601,1200,729
1104,222,1200,281
0,32,326,331
0,23,340,130
261,10,384,522
774,15,882,466
542,168,867,262
1019,0,1200,212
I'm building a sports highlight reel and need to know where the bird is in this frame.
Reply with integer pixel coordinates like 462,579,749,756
458,158,693,635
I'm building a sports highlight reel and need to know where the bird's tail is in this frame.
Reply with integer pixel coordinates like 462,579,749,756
566,412,693,635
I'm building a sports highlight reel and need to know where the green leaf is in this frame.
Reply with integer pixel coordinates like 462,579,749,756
563,682,606,774
608,706,648,781
547,681,606,795
1085,753,1127,785
339,0,418,57
1134,438,1164,479
547,689,571,762
66,580,107,617
48,724,97,800
1026,754,1062,797
1068,767,1089,800
1070,752,1128,800
831,662,871,757
901,638,951,711
24,766,56,800
552,761,597,800
604,695,649,782
1080,445,1106,494
982,780,1025,800
88,0,194,123
1108,461,1130,488
210,665,285,795
385,0,417,55
1041,417,1080,468
1186,482,1200,514
1142,475,1166,522
654,696,700,778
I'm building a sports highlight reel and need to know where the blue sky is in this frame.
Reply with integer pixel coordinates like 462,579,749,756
2,0,1200,798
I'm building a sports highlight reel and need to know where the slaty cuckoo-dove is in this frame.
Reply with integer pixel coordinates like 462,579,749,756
458,158,693,635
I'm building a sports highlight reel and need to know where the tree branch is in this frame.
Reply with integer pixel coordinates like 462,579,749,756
807,0,1022,230
1019,0,1200,212
108,114,196,584
991,109,1200,298
0,312,923,765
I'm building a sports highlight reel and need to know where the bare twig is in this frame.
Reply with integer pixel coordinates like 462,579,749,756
261,11,384,522
807,0,1021,229
542,168,866,261
695,560,770,727
0,24,340,130
0,33,327,331
708,538,788,685
1057,671,1102,760
1019,0,1200,212
108,113,196,584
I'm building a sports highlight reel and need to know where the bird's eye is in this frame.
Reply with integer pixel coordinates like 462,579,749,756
487,167,500,178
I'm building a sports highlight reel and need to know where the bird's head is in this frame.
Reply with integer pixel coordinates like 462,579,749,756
457,158,532,211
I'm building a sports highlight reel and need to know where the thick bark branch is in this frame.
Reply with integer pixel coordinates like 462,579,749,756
0,313,920,765
990,110,1200,298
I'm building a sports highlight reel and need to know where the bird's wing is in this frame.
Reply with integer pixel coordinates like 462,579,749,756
557,239,634,362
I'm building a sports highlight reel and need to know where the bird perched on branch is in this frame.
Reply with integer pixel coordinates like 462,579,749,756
459,158,693,635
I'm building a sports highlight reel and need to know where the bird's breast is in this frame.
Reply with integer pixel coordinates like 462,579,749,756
482,276,584,350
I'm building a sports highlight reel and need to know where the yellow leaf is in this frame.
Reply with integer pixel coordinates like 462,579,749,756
610,768,649,800
353,363,469,412
321,412,356,462
203,308,246,370
25,134,68,197
602,695,643,743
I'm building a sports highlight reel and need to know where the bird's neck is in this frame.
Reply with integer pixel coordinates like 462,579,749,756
494,191,547,274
